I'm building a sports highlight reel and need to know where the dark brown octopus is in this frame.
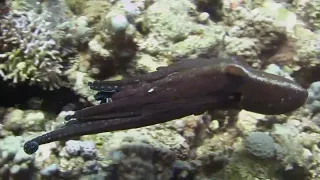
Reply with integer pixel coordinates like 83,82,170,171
24,56,308,154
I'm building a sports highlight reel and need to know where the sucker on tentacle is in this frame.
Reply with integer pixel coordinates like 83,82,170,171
89,82,120,104
94,91,115,104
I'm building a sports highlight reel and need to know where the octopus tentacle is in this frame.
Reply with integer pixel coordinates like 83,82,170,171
24,116,142,154
24,94,236,154
65,111,141,123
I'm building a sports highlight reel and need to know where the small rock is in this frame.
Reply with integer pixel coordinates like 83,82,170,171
13,149,33,163
80,141,97,159
197,12,210,23
40,164,59,176
209,120,219,131
236,110,265,134
302,148,313,160
65,140,81,156
25,112,45,122
10,165,20,175
82,160,98,174
110,14,129,32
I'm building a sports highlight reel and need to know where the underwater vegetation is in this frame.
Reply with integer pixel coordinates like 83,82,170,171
0,0,320,179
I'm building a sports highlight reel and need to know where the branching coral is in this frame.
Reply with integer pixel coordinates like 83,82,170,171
0,11,66,89
0,0,88,90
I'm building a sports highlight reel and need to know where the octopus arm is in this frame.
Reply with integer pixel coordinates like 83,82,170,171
23,93,237,154
89,57,221,92
73,64,236,120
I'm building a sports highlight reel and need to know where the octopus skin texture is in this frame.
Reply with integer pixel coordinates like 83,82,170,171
23,56,308,154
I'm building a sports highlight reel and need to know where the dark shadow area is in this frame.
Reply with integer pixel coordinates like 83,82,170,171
195,0,223,22
0,79,89,115
292,66,320,88
259,32,288,66
276,164,310,180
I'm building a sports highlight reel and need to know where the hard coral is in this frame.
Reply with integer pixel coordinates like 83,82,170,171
64,140,97,159
306,81,320,114
109,143,176,180
54,16,93,51
224,6,287,68
0,11,65,89
244,131,276,159
297,0,320,31
225,154,276,180
3,109,46,134
0,136,35,178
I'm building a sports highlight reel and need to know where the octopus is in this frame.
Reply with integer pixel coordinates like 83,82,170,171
23,55,308,154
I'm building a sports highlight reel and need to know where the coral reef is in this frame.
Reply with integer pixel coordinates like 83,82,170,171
54,16,93,52
223,5,288,68
109,143,176,180
64,140,97,159
244,131,276,159
306,81,320,114
0,136,35,179
297,0,320,31
0,0,93,90
0,0,320,179
224,154,277,180
0,11,66,89
3,108,46,135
